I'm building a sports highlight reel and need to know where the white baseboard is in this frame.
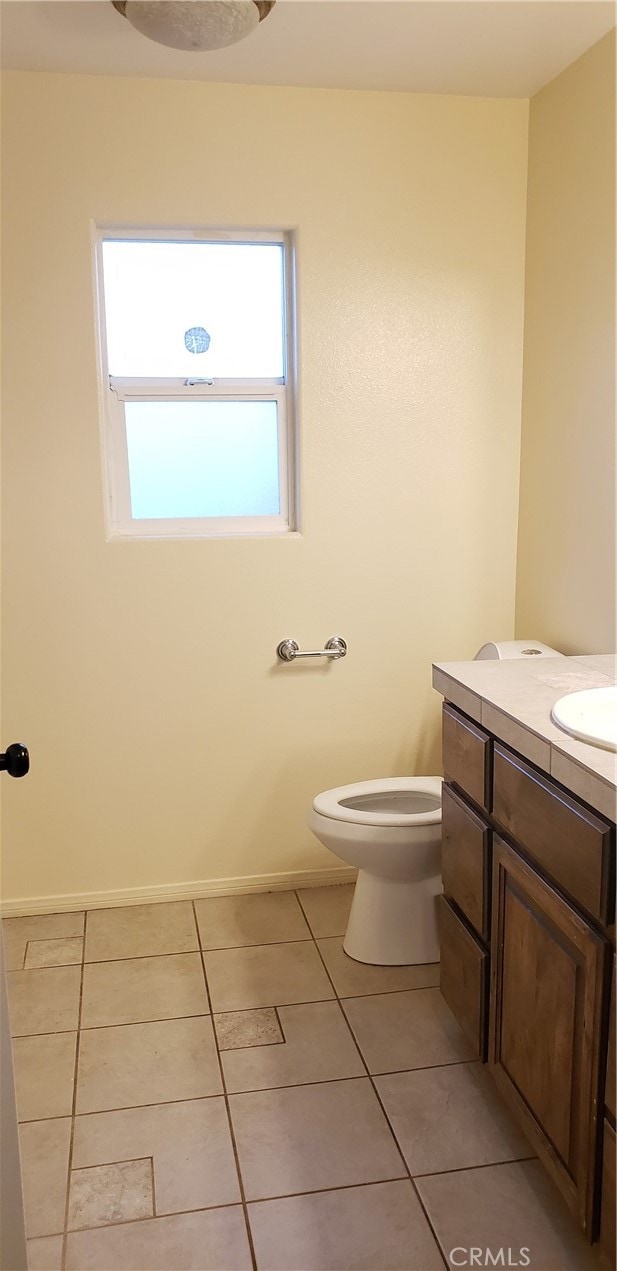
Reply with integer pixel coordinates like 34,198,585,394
0,866,357,918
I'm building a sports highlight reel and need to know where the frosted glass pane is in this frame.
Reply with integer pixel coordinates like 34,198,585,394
102,240,284,378
124,401,280,520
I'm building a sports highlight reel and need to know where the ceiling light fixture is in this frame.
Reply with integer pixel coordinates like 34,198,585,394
111,0,276,52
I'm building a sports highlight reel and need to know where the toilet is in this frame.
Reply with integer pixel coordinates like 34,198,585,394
308,639,564,967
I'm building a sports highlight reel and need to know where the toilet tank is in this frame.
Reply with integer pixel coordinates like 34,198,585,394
474,640,564,660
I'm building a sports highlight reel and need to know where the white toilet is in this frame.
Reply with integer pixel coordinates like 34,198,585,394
308,777,442,965
308,638,564,967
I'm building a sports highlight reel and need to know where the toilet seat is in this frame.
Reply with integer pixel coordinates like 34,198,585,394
312,776,442,828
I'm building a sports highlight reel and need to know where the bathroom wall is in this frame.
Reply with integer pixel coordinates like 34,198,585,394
1,72,528,909
516,31,616,654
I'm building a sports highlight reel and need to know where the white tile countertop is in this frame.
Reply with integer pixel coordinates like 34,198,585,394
432,654,617,822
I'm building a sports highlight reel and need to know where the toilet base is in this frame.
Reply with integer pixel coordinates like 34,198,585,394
343,871,441,966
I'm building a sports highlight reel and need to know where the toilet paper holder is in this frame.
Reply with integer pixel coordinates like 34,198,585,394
276,636,347,662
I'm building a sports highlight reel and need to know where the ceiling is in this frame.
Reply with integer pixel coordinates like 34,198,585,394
0,0,615,98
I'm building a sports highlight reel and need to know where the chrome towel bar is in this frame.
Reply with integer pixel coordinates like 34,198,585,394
276,636,347,663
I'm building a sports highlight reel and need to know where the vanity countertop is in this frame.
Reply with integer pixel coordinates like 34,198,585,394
432,654,616,821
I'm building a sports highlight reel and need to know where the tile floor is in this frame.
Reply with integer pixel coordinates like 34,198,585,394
3,885,600,1270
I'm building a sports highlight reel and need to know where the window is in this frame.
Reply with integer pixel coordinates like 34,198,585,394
94,229,296,538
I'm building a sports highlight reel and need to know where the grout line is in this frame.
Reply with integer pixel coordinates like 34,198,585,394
58,1200,245,1238
19,1093,229,1124
8,975,441,1043
150,1155,157,1218
68,1155,156,1173
12,1028,78,1039
8,972,439,1043
412,1155,537,1181
16,1056,477,1124
218,1040,286,1054
273,1005,286,1044
83,938,314,965
78,1013,212,1032
48,1163,544,1246
82,949,201,965
306,898,450,1271
247,1175,411,1205
60,910,87,1271
203,937,313,953
190,901,258,1271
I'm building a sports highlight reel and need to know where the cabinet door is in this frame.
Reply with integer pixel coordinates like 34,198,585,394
489,836,607,1233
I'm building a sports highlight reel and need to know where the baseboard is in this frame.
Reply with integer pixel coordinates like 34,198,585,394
0,866,358,917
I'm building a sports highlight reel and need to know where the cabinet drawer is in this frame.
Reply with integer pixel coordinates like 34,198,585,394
492,744,613,922
599,1120,616,1270
439,896,488,1059
442,782,490,940
606,957,616,1122
442,704,490,811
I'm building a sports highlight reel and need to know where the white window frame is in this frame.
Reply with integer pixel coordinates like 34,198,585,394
93,227,297,539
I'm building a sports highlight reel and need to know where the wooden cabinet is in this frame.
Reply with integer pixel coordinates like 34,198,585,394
489,836,606,1232
438,702,615,1249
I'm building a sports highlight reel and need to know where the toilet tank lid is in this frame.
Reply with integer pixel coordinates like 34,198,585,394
474,640,564,660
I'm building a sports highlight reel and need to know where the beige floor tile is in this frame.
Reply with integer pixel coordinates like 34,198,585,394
317,937,440,997
68,1158,154,1230
248,1179,444,1270
195,891,310,949
230,1077,404,1200
7,966,81,1036
76,1016,222,1113
416,1160,598,1271
13,1032,77,1121
375,1063,532,1175
215,1007,283,1050
204,940,334,1012
73,1098,241,1213
222,1000,364,1093
296,884,356,938
3,912,84,971
81,953,209,1028
65,1207,252,1270
19,1117,71,1238
84,902,197,962
25,937,83,969
26,1235,64,1270
342,988,475,1072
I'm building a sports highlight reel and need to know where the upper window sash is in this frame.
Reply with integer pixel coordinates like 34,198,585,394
95,229,292,383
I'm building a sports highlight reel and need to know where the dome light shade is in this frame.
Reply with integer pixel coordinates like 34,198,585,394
111,0,275,52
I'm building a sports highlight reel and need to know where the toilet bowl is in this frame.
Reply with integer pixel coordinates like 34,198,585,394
308,777,442,966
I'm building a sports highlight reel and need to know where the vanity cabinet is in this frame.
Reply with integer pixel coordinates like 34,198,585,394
440,702,616,1252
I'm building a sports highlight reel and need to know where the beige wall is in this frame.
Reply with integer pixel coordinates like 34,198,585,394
516,31,616,654
1,72,528,908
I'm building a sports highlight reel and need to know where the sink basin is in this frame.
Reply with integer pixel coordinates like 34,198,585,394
551,686,617,752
